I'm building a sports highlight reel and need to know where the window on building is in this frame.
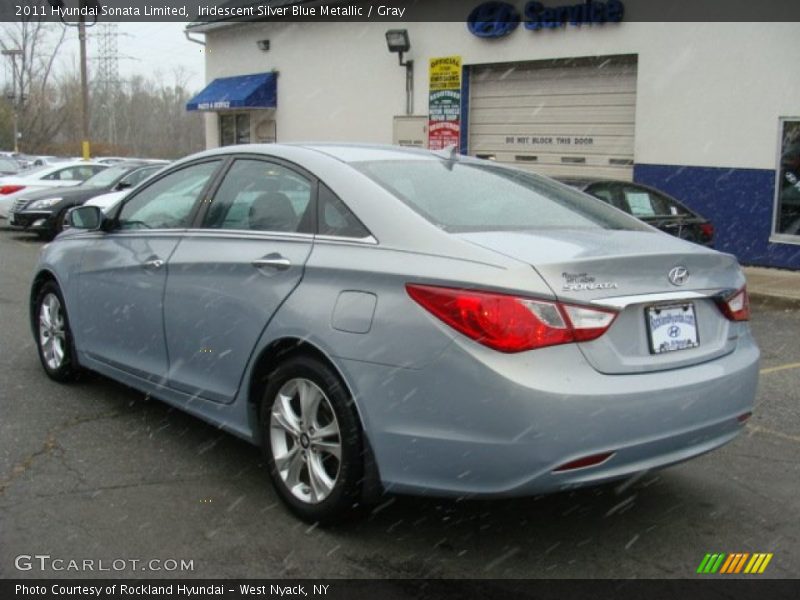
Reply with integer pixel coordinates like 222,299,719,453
219,113,251,146
775,118,800,238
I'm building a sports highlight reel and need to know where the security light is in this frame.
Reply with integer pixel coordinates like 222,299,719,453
385,29,411,54
385,29,414,115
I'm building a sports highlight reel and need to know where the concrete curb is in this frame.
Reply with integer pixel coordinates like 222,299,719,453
749,291,800,311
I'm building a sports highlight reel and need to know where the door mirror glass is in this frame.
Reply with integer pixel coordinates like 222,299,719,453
67,205,103,230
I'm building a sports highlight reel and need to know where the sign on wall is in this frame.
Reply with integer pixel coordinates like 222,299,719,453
428,56,462,150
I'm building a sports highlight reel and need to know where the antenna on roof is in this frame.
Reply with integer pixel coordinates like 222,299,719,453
432,144,459,163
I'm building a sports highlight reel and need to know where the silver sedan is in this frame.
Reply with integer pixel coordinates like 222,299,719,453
30,144,759,522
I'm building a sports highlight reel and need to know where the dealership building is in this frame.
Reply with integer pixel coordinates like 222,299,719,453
187,9,800,269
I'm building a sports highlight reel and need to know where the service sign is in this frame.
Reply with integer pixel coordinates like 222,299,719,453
428,56,462,150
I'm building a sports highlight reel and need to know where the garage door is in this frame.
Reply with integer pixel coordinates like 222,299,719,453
468,55,637,179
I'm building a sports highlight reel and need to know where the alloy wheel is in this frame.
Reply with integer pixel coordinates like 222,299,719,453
270,377,342,504
39,292,66,370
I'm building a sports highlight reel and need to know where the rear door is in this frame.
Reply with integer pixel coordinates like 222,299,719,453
163,157,316,403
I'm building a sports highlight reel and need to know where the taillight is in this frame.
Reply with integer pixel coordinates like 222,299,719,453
0,185,25,195
699,222,714,240
716,286,750,321
405,284,617,353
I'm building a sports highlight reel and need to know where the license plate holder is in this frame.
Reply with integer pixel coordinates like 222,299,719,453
646,303,700,354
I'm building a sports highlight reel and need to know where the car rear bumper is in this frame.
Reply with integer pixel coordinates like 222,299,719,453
340,330,759,497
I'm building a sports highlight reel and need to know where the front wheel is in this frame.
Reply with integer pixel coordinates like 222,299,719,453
34,281,80,381
261,355,363,523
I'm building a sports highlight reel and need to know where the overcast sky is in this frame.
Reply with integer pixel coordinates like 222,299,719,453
3,22,207,93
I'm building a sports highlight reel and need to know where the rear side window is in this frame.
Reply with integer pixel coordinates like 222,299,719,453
585,183,628,212
621,186,689,217
354,160,645,232
203,159,313,233
44,165,103,181
317,183,370,238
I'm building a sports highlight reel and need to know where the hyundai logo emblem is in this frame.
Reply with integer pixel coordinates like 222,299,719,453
668,266,690,286
466,1,521,38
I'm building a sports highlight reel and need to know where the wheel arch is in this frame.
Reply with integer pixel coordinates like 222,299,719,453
247,336,383,502
29,269,60,337
248,337,362,423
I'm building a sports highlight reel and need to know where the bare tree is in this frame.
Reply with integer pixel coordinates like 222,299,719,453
1,22,203,158
0,20,68,151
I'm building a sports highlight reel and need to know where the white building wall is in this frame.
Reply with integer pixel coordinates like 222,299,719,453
203,21,800,170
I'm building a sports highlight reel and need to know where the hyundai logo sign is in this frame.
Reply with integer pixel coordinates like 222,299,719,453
467,0,625,38
467,2,520,38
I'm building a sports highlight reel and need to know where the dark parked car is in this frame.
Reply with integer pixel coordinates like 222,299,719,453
559,178,714,247
9,161,166,239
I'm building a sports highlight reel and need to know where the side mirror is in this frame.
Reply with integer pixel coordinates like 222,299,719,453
116,180,132,191
66,205,103,230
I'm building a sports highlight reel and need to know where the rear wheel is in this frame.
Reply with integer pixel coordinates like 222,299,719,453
34,281,80,382
261,355,363,523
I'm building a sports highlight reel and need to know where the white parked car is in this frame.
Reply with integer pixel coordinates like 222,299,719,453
0,161,107,219
83,190,127,214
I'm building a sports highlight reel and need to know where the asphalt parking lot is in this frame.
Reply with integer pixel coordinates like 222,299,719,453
0,227,798,580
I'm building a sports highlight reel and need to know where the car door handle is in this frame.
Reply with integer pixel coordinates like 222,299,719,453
142,258,164,270
252,255,291,271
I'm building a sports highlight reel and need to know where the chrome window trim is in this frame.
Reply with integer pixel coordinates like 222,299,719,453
314,233,378,245
181,228,315,242
67,228,378,245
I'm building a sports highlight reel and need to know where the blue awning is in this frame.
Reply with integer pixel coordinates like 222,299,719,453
186,72,277,111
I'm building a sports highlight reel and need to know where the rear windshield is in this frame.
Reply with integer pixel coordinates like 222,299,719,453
353,159,646,233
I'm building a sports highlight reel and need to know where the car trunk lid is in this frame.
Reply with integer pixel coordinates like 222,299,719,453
456,229,744,374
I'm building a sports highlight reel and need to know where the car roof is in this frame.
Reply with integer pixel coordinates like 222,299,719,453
555,177,613,188
299,143,445,163
10,161,106,179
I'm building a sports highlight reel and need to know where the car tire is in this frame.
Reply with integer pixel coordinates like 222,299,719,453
260,354,363,524
40,209,69,241
34,281,80,382
54,209,69,237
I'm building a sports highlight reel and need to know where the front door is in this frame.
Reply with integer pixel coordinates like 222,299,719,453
75,159,223,381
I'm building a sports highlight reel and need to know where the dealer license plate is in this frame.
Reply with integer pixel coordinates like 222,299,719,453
646,303,700,354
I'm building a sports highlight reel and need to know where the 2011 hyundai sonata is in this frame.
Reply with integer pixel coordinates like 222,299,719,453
30,144,759,522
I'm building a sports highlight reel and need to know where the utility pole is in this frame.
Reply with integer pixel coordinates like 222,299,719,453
49,0,95,159
78,5,90,160
2,48,23,153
